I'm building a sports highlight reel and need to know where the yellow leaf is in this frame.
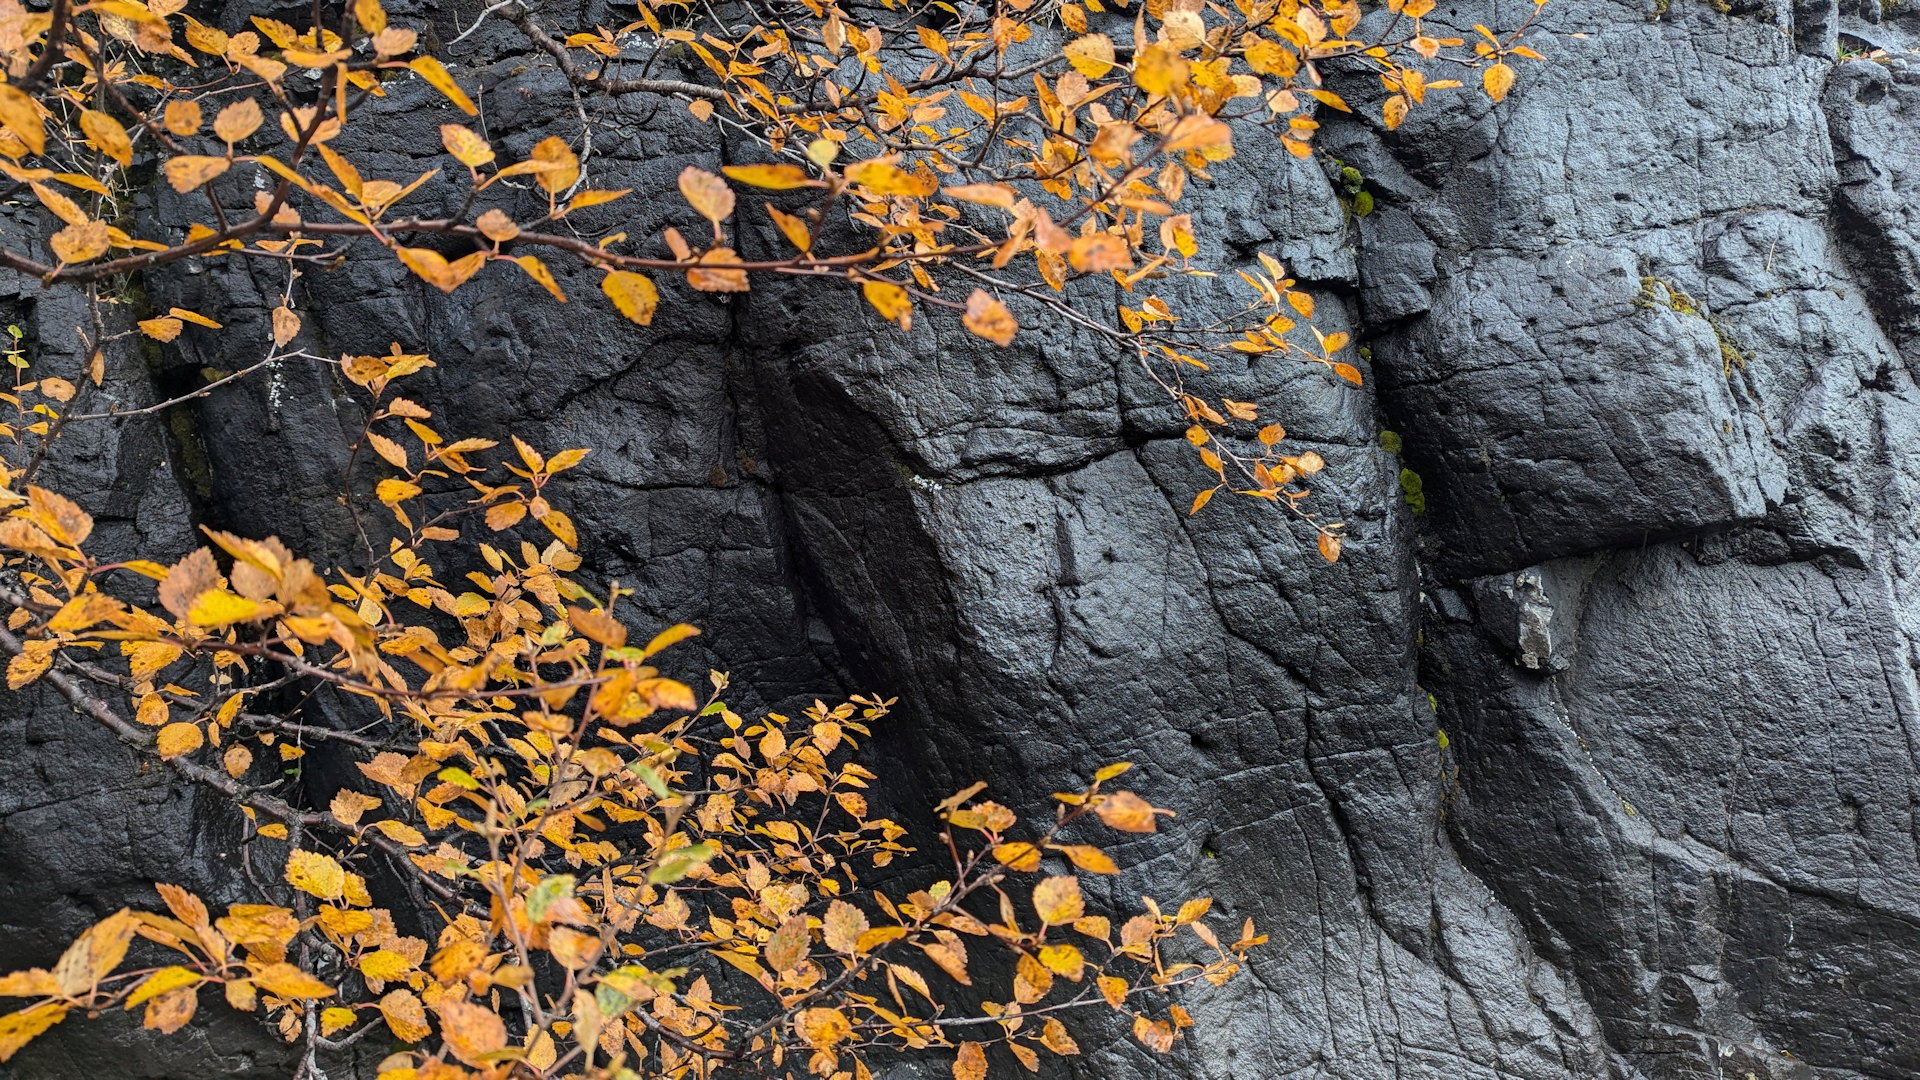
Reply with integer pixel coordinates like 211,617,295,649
409,57,477,115
1061,844,1120,874
1068,233,1131,273
285,849,347,900
224,744,253,778
394,248,485,293
370,819,426,847
320,1006,357,1036
1038,943,1085,980
156,722,203,760
1098,974,1128,1008
797,1007,851,1049
678,166,735,224
823,899,868,954
722,163,816,189
79,110,132,167
437,999,506,1066
249,962,334,999
1333,362,1364,386
379,988,431,1042
528,135,578,194
602,271,659,326
1041,1017,1080,1054
0,1003,66,1063
1132,43,1188,97
354,0,387,35
1483,61,1516,103
359,949,413,981
440,124,494,168
862,279,911,331
943,182,1017,208
125,966,202,1008
764,915,808,972
0,84,46,157
1064,33,1115,77
164,155,231,193
50,220,110,264
272,305,300,346
171,307,223,328
188,590,265,627
1032,876,1084,925
843,158,922,196
640,621,699,657
1096,790,1161,833
766,203,811,252
962,289,1018,346
510,255,566,302
213,98,263,144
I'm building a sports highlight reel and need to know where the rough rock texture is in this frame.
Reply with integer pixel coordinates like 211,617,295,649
4,0,1920,1077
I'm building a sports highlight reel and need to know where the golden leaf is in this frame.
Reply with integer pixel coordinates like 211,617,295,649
764,915,808,972
285,849,347,900
1060,844,1119,874
766,203,811,252
164,155,231,193
437,999,507,1066
319,1006,357,1036
1095,790,1161,833
49,220,110,265
678,166,736,224
271,305,300,347
861,279,912,331
601,270,659,326
440,124,494,168
79,110,132,167
721,163,816,190
359,949,414,982
823,899,868,954
125,967,202,1009
223,744,253,778
1318,531,1342,563
1032,876,1084,925
249,962,335,999
187,590,265,627
953,1041,987,1080
379,987,431,1041
0,84,46,157
409,57,477,115
797,1007,851,1049
962,289,1018,346
844,158,923,196
155,722,203,760
0,1003,67,1063
354,0,387,34
1483,61,1516,103
1064,33,1115,77
213,98,263,144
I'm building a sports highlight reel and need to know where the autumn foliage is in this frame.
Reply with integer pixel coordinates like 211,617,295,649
0,0,1551,1075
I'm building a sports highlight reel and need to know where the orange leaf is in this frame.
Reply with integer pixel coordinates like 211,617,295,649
961,289,1017,346
1318,531,1342,563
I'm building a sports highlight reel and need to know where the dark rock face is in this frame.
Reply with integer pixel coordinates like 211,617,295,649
4,0,1919,1077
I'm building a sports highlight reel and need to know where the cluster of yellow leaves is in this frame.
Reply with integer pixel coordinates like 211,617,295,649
0,347,1262,1078
0,0,1552,535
